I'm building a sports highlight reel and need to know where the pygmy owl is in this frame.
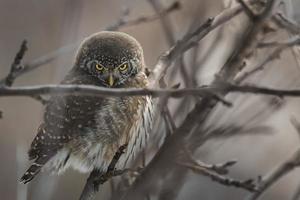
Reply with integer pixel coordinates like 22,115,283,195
20,31,154,183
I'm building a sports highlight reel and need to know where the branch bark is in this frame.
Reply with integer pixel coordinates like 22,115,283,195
79,144,127,200
245,148,300,200
2,83,300,99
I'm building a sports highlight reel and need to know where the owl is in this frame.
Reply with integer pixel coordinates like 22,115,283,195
20,31,154,183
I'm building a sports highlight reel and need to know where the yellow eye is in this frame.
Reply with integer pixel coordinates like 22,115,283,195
95,63,104,71
119,63,128,71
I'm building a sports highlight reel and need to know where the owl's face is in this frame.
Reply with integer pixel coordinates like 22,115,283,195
74,31,145,87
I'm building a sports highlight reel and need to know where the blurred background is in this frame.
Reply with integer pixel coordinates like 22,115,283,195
0,0,300,199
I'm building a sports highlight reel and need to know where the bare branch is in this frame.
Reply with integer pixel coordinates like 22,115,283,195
182,148,238,175
291,117,300,140
190,167,257,192
246,148,300,200
272,12,300,34
237,36,300,83
0,40,48,104
79,144,127,200
246,117,300,200
291,117,300,200
236,0,257,19
2,40,28,86
258,36,300,48
2,83,300,100
149,0,254,86
180,153,257,192
292,183,300,200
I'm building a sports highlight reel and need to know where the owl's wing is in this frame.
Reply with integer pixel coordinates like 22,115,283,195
28,96,70,159
21,94,100,183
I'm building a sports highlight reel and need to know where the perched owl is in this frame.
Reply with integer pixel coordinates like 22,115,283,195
20,31,154,183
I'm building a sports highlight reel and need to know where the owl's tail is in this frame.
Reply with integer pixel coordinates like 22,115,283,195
20,157,48,184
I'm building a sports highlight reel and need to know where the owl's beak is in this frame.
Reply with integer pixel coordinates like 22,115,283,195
108,74,114,86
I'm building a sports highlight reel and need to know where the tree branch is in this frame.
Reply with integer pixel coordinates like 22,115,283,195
272,12,300,35
2,83,300,100
180,150,257,192
236,0,257,20
245,148,300,200
246,118,300,200
236,36,300,83
2,40,28,87
148,0,252,87
79,144,127,200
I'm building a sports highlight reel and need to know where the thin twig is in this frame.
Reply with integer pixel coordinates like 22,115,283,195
290,117,300,200
149,0,254,87
291,47,300,71
246,113,300,200
272,12,300,34
2,40,28,86
292,182,300,200
236,0,257,19
180,153,257,192
182,148,238,175
245,148,300,200
258,37,300,48
291,117,300,140
189,166,257,192
1,40,47,104
237,36,300,83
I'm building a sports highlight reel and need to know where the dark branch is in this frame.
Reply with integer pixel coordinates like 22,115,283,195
236,0,257,20
2,40,27,86
181,148,238,175
149,0,253,86
246,118,300,200
3,83,300,100
272,12,300,35
237,36,300,83
246,148,300,200
79,144,127,200
0,40,47,104
291,117,300,140
292,183,300,200
180,152,257,192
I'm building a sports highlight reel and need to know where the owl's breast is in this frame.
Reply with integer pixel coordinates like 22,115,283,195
44,95,154,173
91,95,154,169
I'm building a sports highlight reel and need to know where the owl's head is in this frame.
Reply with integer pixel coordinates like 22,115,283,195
74,31,145,87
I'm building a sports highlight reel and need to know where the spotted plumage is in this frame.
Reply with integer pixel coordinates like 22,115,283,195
20,31,154,183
